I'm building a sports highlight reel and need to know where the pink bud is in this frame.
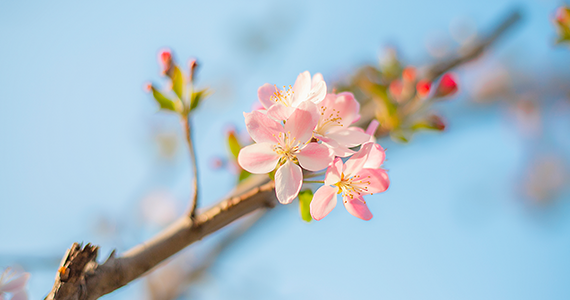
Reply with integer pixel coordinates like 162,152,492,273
428,115,446,130
389,79,403,98
435,73,458,97
188,58,198,82
157,48,173,74
556,6,570,25
144,82,152,93
416,80,431,98
402,67,416,82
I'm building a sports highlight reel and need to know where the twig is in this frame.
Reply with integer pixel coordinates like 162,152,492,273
45,9,523,300
183,116,199,218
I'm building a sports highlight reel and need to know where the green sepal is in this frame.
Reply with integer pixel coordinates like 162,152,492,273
238,169,251,183
227,131,241,160
190,88,210,112
150,85,182,113
298,189,314,222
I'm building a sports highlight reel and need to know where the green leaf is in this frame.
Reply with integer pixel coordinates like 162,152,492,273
227,131,241,160
190,88,210,112
150,85,181,112
171,66,185,100
238,169,251,183
298,189,314,222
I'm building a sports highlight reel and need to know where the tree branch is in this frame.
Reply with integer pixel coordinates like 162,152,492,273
45,9,522,300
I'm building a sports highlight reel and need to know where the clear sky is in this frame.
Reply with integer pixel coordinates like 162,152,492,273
1,0,570,299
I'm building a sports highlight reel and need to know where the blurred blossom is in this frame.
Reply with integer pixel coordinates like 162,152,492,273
155,131,179,161
209,156,227,170
0,267,29,300
449,16,477,45
469,65,511,103
522,155,568,203
508,95,542,138
141,190,180,227
425,31,452,58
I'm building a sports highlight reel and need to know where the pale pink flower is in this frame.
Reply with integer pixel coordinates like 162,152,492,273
257,71,327,120
238,102,334,204
310,143,389,221
314,92,371,156
0,267,29,300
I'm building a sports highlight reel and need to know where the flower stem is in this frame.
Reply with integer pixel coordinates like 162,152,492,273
183,115,199,218
303,180,324,184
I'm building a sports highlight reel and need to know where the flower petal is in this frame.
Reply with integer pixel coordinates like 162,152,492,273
343,142,374,177
362,143,386,169
291,71,311,106
258,83,277,109
355,168,390,194
310,185,339,221
365,119,380,136
266,103,296,121
1,273,29,293
238,143,280,174
297,143,333,171
11,290,28,300
324,157,343,186
284,101,319,144
334,92,361,126
343,195,373,220
244,111,282,143
312,72,324,88
326,127,370,148
319,135,355,157
275,160,303,204
306,80,327,103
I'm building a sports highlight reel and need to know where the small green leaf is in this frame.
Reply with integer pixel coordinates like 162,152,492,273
171,66,185,100
238,169,251,183
190,88,210,112
298,189,314,222
390,130,410,143
150,85,181,112
227,131,241,160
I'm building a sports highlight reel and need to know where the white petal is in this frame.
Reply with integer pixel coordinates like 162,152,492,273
275,160,303,204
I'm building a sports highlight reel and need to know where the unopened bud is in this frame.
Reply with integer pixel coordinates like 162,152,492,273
556,6,570,26
143,82,153,93
427,114,446,131
188,58,198,82
389,79,403,99
416,80,431,98
435,73,458,98
402,67,416,82
157,48,173,75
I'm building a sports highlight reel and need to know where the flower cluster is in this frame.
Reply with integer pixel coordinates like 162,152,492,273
238,71,390,220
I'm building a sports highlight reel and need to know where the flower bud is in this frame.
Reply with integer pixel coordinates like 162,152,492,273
402,66,416,82
188,58,198,83
157,48,173,75
416,80,431,98
427,114,446,131
389,79,403,99
435,73,458,98
143,82,152,93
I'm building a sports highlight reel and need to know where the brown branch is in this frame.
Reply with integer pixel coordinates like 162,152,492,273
182,115,200,218
45,9,523,300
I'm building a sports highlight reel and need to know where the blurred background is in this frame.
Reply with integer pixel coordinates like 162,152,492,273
1,0,570,299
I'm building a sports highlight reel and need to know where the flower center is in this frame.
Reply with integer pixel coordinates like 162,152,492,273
315,105,343,135
335,173,372,202
272,131,300,162
271,85,294,107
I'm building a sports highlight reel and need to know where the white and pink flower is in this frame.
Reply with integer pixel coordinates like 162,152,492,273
0,267,29,300
238,102,333,204
310,143,389,221
257,71,327,121
314,92,371,157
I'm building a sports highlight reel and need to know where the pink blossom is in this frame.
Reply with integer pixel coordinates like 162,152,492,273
257,71,327,120
314,92,371,157
238,102,334,204
310,143,389,221
0,267,29,300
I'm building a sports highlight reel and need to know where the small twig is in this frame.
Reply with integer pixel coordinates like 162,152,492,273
183,116,199,218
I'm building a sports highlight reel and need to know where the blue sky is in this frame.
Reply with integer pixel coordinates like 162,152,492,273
1,0,570,299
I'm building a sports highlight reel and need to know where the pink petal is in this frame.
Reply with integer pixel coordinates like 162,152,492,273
284,101,319,144
306,81,327,103
312,72,324,88
326,127,370,148
310,185,339,221
343,195,373,220
324,157,343,186
334,92,361,126
365,119,380,136
275,160,303,204
362,143,386,169
238,143,280,174
266,103,296,121
11,290,28,300
1,273,29,293
354,168,390,194
291,71,311,106
258,83,277,109
343,142,374,177
244,111,282,144
320,136,355,157
297,143,333,171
